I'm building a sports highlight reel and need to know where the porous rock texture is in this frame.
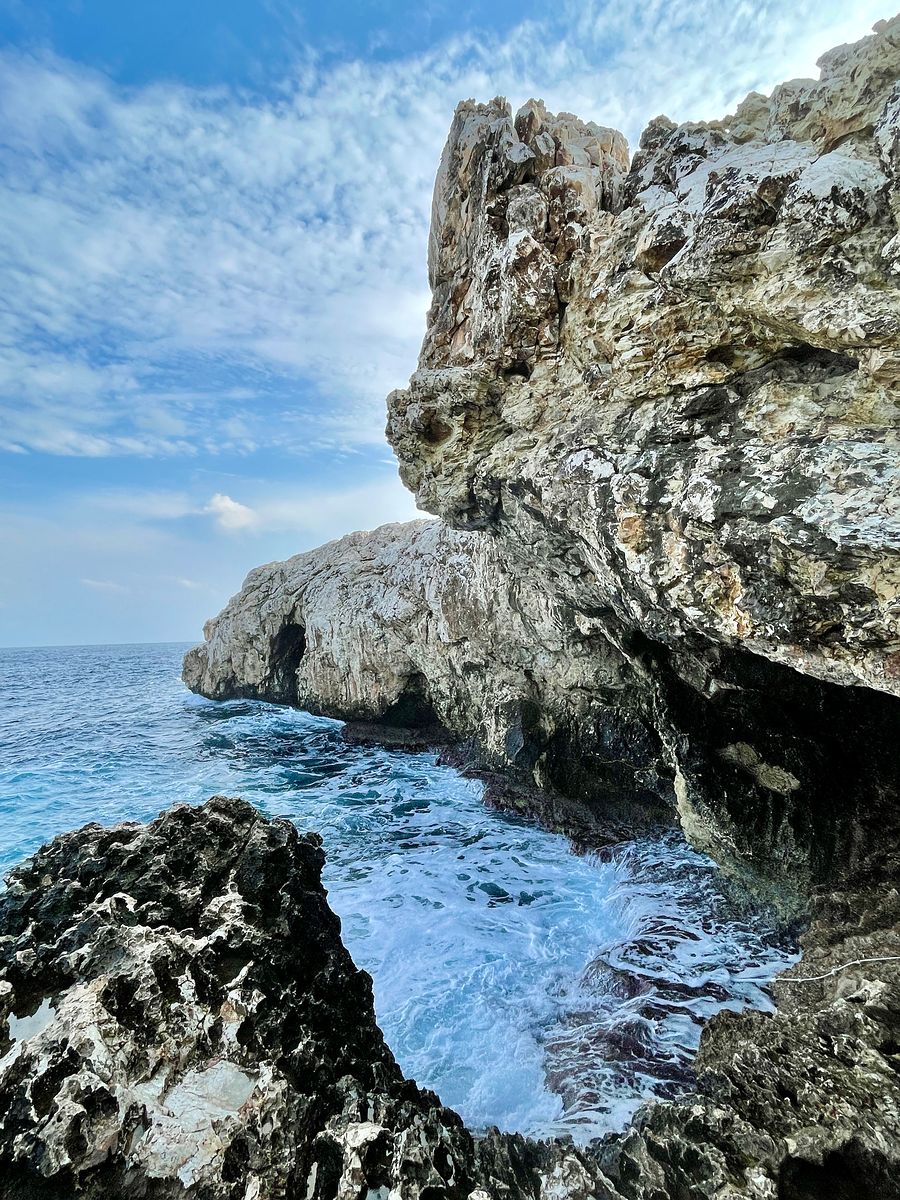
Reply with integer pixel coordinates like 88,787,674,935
1,800,898,1200
185,16,900,898
0,797,581,1200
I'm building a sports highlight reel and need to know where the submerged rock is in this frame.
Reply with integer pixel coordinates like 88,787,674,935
1,800,898,1199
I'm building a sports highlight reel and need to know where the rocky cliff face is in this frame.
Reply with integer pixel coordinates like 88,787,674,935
186,16,900,898
390,18,900,700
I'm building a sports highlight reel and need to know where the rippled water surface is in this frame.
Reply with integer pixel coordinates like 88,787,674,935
0,643,796,1141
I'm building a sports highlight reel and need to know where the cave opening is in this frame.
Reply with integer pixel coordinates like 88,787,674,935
266,621,307,704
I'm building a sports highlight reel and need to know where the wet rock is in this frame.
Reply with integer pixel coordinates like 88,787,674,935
2,801,898,1200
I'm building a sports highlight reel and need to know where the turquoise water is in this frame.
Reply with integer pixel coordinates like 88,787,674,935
0,642,795,1141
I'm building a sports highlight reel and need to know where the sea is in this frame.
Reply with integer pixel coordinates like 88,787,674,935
0,641,797,1142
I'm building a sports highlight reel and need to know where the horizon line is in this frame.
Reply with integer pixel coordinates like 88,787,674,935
0,639,197,651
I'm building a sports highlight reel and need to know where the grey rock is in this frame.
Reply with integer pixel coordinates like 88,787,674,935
186,19,900,897
0,797,610,1200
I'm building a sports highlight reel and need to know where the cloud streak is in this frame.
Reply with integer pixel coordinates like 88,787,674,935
80,578,129,594
0,1,887,460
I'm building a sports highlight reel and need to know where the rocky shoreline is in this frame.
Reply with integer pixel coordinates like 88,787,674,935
185,15,900,905
1,798,897,1198
3,14,899,1200
180,14,900,1194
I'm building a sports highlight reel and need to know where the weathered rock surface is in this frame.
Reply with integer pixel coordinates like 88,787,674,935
2,800,898,1200
174,24,900,1198
600,882,900,1200
0,797,590,1200
182,520,677,843
185,18,900,898
389,16,900,698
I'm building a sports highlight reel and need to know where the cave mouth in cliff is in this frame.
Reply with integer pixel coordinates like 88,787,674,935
377,673,452,738
267,622,307,703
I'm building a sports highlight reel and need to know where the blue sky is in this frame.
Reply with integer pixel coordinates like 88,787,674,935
0,0,890,646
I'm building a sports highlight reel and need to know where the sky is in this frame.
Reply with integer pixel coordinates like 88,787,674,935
0,0,891,646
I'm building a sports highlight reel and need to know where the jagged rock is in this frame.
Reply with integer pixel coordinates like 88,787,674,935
0,797,608,1200
2,801,898,1200
599,883,900,1200
389,18,900,699
185,19,900,897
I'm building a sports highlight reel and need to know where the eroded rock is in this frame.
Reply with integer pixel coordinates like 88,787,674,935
0,797,595,1200
389,17,900,700
2,801,898,1200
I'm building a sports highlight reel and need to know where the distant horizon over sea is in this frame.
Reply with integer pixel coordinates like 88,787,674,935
0,638,197,651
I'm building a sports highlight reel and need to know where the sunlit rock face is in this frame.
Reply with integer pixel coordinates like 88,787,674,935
183,520,677,841
187,19,900,896
389,19,900,698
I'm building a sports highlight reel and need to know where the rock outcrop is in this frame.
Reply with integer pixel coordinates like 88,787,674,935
185,14,900,900
183,520,678,843
0,797,580,1200
2,800,898,1200
389,18,900,700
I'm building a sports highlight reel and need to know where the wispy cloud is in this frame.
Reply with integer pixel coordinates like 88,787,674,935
0,1,887,460
80,577,129,594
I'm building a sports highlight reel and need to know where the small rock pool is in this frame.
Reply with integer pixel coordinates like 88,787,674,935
0,642,797,1142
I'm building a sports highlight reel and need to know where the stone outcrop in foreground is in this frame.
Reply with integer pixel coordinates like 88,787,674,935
185,17,900,899
0,798,546,1199
1,799,899,1199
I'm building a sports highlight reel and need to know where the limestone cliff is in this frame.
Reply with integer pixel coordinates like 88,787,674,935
185,17,900,897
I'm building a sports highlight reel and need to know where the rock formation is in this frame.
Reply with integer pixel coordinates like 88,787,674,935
173,17,900,1199
1,799,898,1199
185,15,900,900
0,797,567,1200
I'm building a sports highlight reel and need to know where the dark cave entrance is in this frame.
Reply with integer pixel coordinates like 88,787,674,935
267,621,307,704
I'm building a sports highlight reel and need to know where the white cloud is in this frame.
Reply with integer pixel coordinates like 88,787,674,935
204,493,259,532
238,478,423,539
0,472,424,644
0,2,887,459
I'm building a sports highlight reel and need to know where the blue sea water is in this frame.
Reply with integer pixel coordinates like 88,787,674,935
0,642,796,1141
